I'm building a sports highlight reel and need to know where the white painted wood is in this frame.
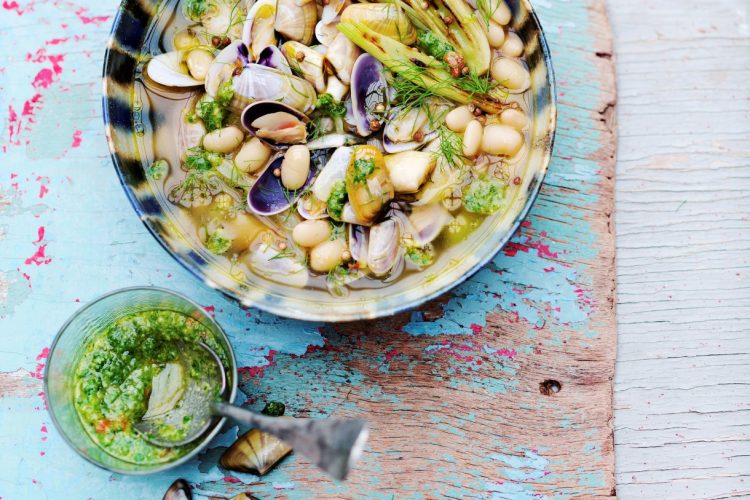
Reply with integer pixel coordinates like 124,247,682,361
609,0,750,497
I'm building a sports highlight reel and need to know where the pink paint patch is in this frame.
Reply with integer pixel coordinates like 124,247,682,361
33,226,45,244
223,476,241,484
30,347,49,380
41,424,47,432
71,129,82,148
25,245,51,265
470,323,483,334
75,8,110,26
383,348,400,363
2,0,34,15
45,37,68,45
495,348,517,359
31,68,53,89
39,185,49,198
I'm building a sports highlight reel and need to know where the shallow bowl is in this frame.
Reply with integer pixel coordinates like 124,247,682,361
102,0,556,322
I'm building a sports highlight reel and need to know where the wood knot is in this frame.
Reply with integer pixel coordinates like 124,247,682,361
539,379,561,395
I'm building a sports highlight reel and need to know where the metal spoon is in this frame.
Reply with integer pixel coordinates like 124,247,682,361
135,343,368,480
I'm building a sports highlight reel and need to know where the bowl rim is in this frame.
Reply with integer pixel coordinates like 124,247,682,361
101,0,557,322
43,285,239,475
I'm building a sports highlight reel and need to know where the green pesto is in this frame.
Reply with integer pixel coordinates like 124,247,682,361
326,180,347,220
315,93,347,117
352,158,375,185
182,0,208,21
73,310,228,465
405,244,435,267
417,31,456,60
185,146,223,171
463,177,507,214
195,98,226,132
147,159,168,180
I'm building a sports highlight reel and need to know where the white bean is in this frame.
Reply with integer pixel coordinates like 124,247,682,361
445,106,475,133
186,49,213,81
481,124,524,156
462,120,483,157
487,20,506,48
280,145,310,190
310,238,347,272
500,108,529,130
203,126,244,153
292,220,331,248
490,57,530,93
501,31,524,58
482,0,511,25
234,137,272,173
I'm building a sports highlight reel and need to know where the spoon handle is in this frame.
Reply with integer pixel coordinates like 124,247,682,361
212,402,368,481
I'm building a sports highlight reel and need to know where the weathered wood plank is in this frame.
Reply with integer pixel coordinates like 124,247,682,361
609,0,750,498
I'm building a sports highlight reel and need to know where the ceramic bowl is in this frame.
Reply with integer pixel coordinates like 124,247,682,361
102,0,556,322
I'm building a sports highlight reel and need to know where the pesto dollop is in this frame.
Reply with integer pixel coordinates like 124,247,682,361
73,309,228,465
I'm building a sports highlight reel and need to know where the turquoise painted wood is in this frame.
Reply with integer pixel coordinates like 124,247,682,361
0,0,617,498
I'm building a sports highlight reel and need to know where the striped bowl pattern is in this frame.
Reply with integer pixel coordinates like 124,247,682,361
102,0,556,322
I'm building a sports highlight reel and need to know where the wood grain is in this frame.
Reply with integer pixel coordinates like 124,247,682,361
609,0,750,498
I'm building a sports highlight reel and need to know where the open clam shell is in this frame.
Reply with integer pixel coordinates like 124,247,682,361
247,155,316,216
146,51,203,88
243,0,278,59
233,64,316,113
274,0,317,45
205,41,249,97
256,45,292,74
220,427,293,475
368,217,403,276
241,100,309,147
350,54,388,137
349,224,369,268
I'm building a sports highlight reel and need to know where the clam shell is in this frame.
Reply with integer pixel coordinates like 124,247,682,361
241,100,309,147
274,0,317,45
220,427,293,475
297,194,328,219
409,203,453,245
163,479,192,500
146,51,202,88
315,18,340,47
233,64,316,113
368,218,402,276
349,224,369,268
350,54,387,137
282,41,326,93
256,45,292,74
321,0,349,24
325,32,361,85
205,41,249,97
306,133,361,151
246,238,310,288
243,0,278,59
311,146,353,201
202,0,246,41
247,155,316,216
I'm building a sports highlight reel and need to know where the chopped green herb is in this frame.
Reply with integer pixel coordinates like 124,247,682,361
261,401,286,417
185,147,223,171
326,180,347,220
405,244,435,267
147,159,168,180
352,158,375,184
417,31,456,60
183,0,208,21
463,177,507,214
205,230,232,255
216,80,235,107
195,98,226,132
315,93,347,117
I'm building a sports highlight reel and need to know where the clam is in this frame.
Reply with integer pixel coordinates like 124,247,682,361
350,54,388,137
233,64,316,113
321,0,349,24
247,156,315,216
368,218,403,276
306,133,361,151
256,45,292,74
340,3,417,44
349,224,369,268
408,203,453,245
146,51,203,88
297,193,328,219
325,32,361,85
281,41,326,93
163,479,192,500
246,235,309,287
220,426,293,475
345,145,394,225
341,203,371,226
242,0,277,60
383,151,436,193
202,0,246,41
274,0,317,45
325,75,349,103
315,18,340,47
311,146,353,202
205,41,249,98
242,100,309,147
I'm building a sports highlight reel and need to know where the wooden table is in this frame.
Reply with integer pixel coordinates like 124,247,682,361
609,1,750,498
0,0,747,498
